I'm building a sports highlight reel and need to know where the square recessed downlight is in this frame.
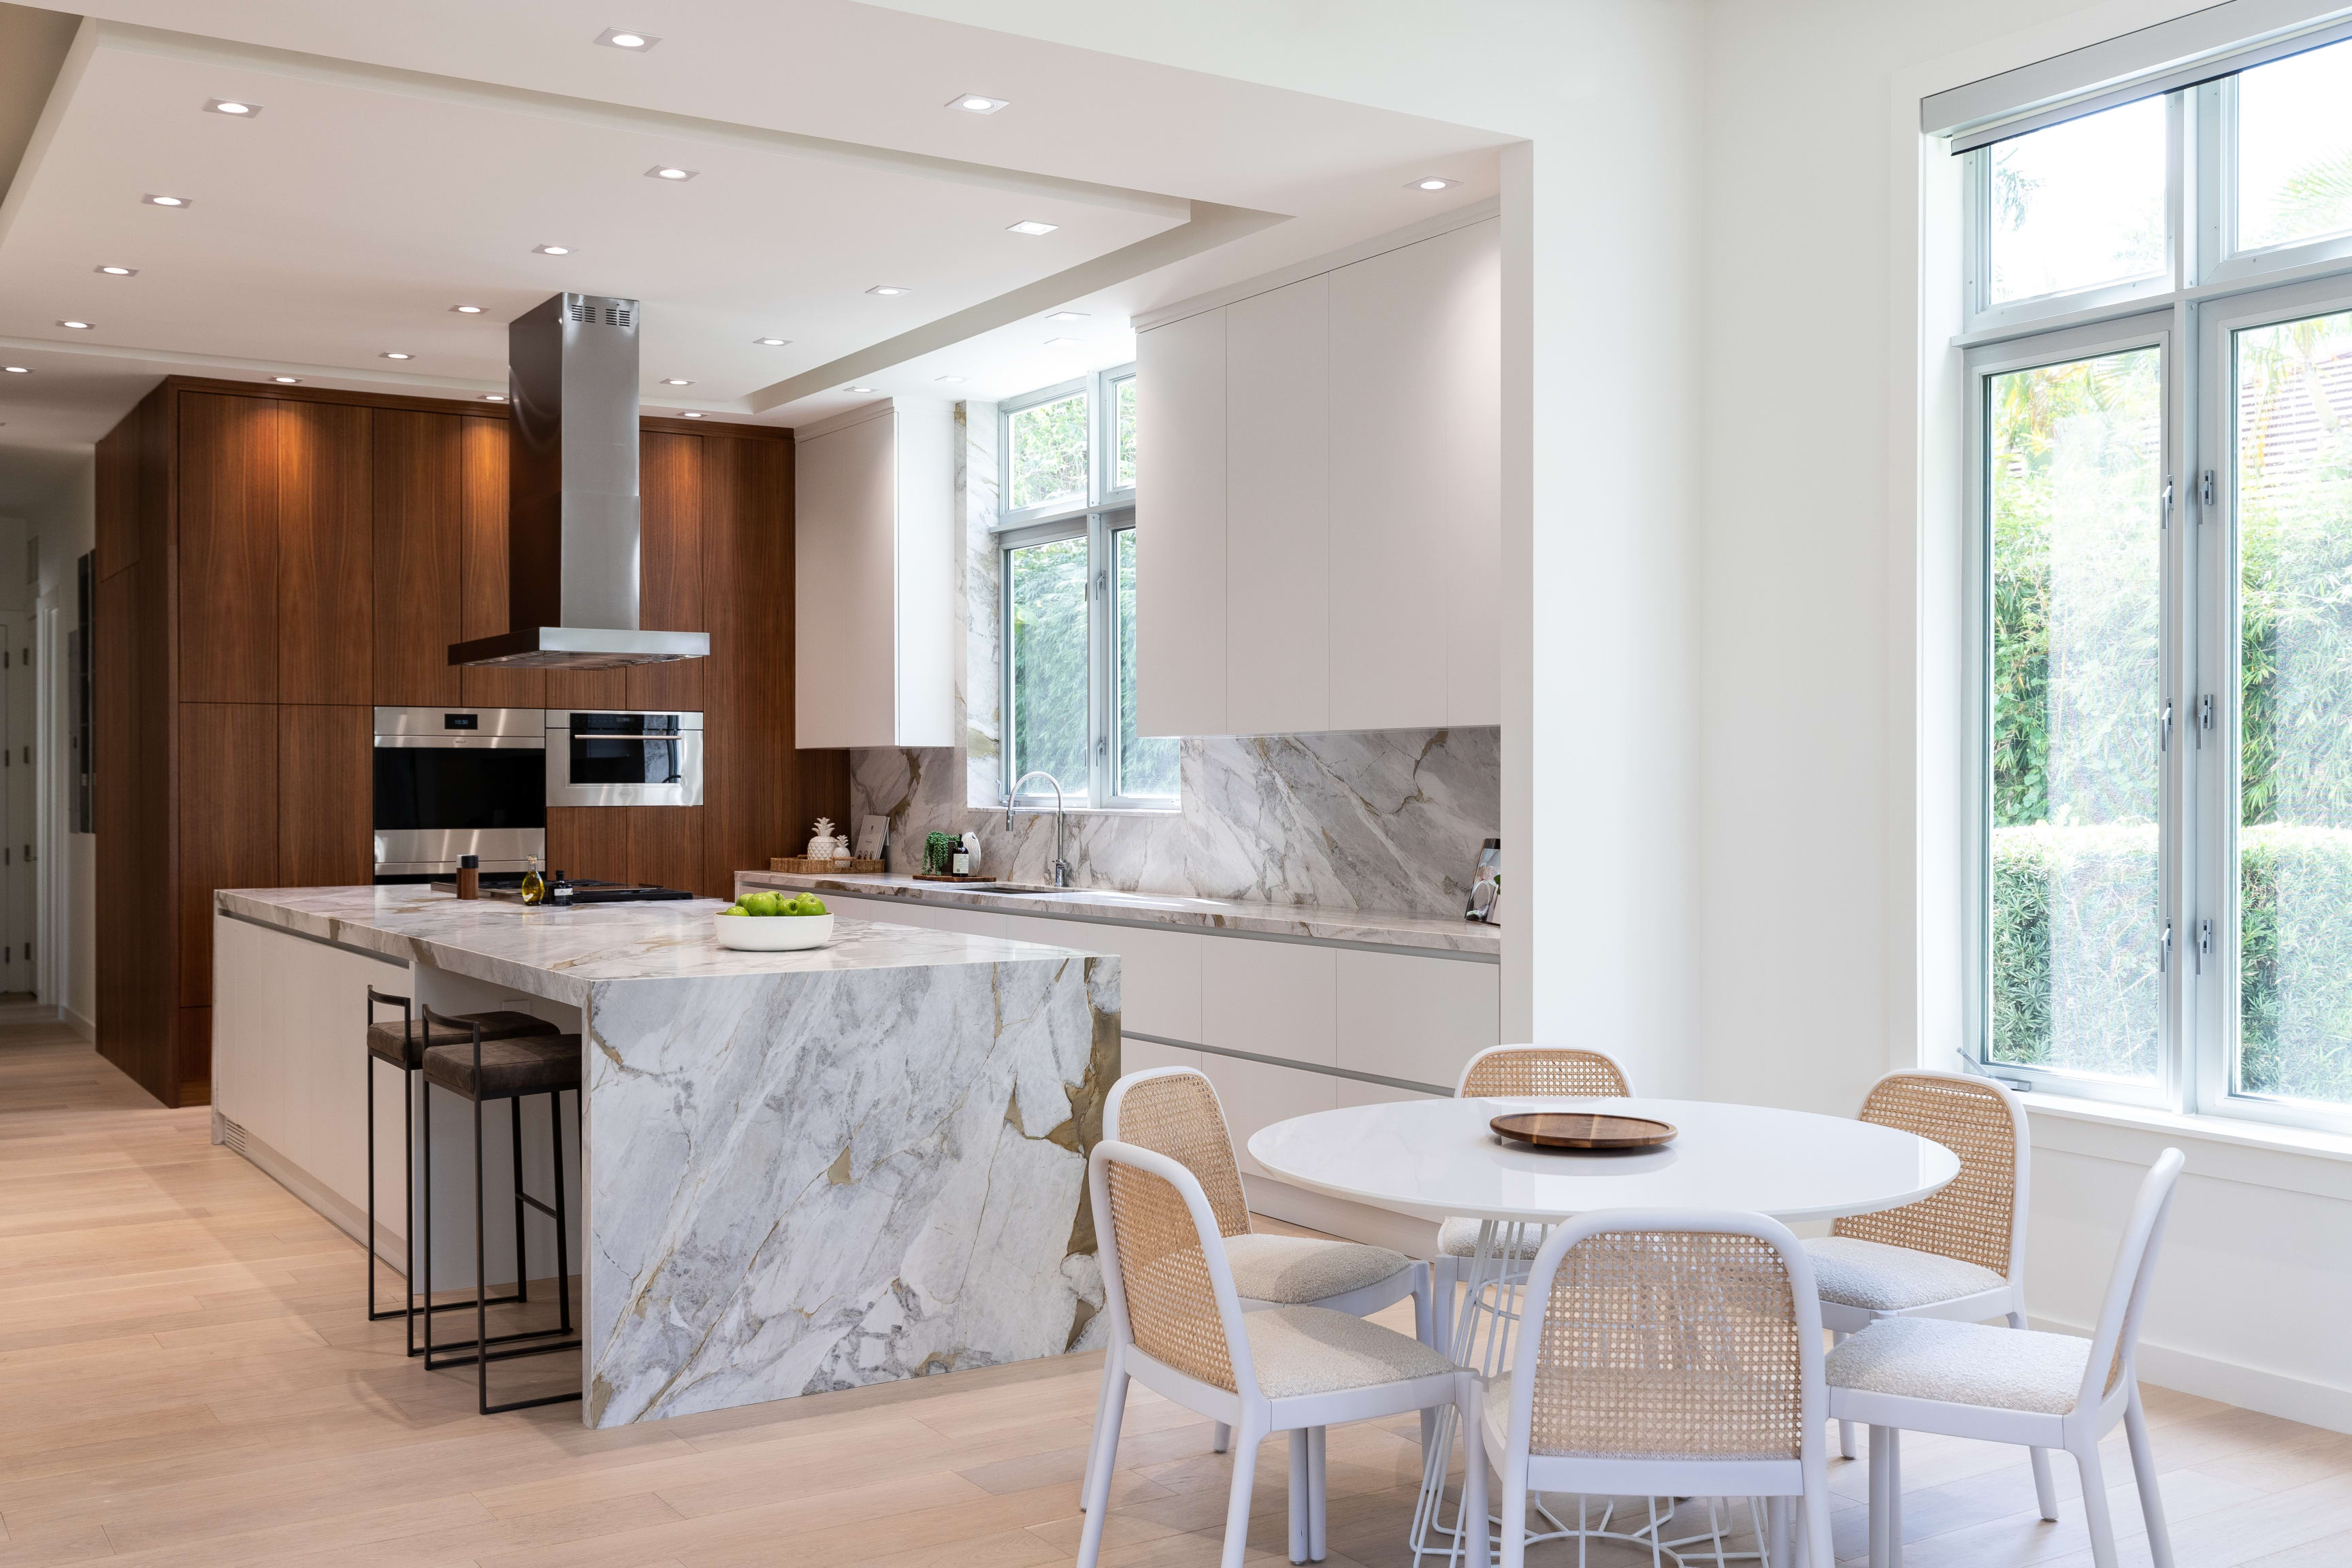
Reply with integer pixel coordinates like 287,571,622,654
595,28,660,48
752,337,789,346
204,99,262,116
1006,220,1058,236
274,376,300,384
866,284,910,296
1047,310,1088,322
481,393,507,402
95,265,137,276
56,321,92,330
533,244,572,255
661,378,693,386
645,165,698,181
2,366,28,374
681,410,704,418
948,93,1008,114
1407,176,1460,191
381,351,412,360
845,385,876,393
142,193,191,208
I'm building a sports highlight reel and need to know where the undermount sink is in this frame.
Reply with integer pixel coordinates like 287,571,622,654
982,884,1170,903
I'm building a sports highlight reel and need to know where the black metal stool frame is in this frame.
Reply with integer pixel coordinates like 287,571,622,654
364,987,527,1356
417,1003,582,1414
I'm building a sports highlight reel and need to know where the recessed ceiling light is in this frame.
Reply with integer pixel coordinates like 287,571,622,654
681,410,704,419
661,378,693,386
142,193,191,208
56,321,92,330
1409,176,1459,191
935,375,966,384
845,385,875,393
1006,220,1058,236
595,28,659,49
949,93,1008,114
866,284,910,296
273,376,300,384
3,367,29,374
381,351,412,360
452,304,485,314
752,336,789,346
481,393,507,402
646,165,697,182
1043,337,1084,348
533,244,572,256
204,99,261,116
95,265,137,276
1046,310,1089,322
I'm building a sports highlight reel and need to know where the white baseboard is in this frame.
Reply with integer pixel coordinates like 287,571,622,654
1241,1175,1440,1257
61,1002,93,1040
2029,1313,2352,1436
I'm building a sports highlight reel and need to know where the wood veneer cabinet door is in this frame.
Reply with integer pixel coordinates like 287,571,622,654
372,410,463,706
702,434,791,895
279,705,373,887
178,702,278,1009
178,395,281,703
544,806,628,885
457,416,546,711
276,400,372,706
627,431,706,713
627,806,704,894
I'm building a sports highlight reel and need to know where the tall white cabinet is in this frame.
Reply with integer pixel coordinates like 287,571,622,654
794,397,957,748
1134,210,1501,740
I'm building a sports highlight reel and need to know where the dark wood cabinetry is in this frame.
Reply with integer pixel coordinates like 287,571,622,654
95,378,846,1108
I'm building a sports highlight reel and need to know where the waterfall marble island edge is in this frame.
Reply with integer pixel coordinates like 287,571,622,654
209,885,1120,1428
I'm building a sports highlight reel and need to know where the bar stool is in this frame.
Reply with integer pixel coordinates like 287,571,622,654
364,986,558,1356
416,1002,583,1414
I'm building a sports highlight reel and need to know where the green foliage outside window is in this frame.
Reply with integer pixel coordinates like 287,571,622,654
1010,393,1088,513
1009,536,1089,793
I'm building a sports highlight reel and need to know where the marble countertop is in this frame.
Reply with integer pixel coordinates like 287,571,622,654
216,885,1109,1006
737,870,1502,956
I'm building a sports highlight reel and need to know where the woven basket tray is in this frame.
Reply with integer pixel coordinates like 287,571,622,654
768,857,885,875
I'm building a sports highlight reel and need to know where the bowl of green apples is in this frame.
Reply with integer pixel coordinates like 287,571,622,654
713,890,834,950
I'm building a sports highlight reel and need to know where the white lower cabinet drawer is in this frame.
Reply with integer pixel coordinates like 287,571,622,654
1198,1051,1337,1179
1334,949,1498,1092
827,894,1009,938
1201,938,1336,1067
1002,915,1203,1041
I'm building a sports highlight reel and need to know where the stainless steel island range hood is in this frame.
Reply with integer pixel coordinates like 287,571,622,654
449,292,708,670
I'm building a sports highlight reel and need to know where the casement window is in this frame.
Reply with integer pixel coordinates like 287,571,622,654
998,364,1177,808
1959,26,2352,1132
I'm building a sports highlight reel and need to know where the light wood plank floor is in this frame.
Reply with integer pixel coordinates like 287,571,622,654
4,1013,2349,1567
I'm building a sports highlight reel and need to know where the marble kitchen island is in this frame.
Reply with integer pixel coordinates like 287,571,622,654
210,885,1118,1427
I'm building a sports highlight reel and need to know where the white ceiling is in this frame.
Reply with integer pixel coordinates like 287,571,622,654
0,0,1506,485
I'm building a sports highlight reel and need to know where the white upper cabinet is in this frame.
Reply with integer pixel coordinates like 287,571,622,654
1135,307,1228,741
1133,212,1500,738
794,399,956,748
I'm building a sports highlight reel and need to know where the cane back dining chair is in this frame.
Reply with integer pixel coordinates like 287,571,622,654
1099,1067,1435,1467
1827,1149,2185,1568
1077,1141,1480,1568
1807,1069,2057,1521
1469,1208,1836,1568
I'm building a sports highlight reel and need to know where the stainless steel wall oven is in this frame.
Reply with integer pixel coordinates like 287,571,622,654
372,707,547,880
545,710,704,807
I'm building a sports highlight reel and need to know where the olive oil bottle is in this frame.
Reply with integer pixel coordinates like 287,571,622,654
519,854,547,906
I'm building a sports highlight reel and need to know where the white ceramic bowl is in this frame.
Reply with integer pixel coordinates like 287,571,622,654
712,912,834,951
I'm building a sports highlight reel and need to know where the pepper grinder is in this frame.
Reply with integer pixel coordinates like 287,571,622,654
455,853,480,900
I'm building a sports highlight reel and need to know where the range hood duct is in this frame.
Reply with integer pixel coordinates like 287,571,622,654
448,292,709,670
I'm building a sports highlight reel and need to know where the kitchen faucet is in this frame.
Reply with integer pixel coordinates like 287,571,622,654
1006,771,1074,887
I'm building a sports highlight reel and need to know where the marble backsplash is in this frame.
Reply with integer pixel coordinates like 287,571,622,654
849,726,1500,917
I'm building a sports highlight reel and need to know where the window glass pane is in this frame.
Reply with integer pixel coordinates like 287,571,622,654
1114,376,1138,492
1009,393,1089,513
1007,535,1090,798
1115,526,1178,798
2236,39,2352,252
1987,345,2165,1083
1987,98,2168,304
2235,308,2352,1107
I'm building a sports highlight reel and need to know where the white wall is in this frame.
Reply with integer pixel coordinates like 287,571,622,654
19,456,94,1035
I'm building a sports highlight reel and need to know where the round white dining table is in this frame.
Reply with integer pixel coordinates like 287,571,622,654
1246,1095,1961,1568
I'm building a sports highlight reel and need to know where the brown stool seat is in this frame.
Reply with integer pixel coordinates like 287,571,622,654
421,1034,582,1101
368,1010,556,1071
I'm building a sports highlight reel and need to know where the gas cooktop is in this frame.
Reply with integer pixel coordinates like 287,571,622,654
429,876,695,904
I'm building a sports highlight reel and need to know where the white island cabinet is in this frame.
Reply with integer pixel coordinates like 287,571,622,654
1133,204,1501,740
212,885,1117,1427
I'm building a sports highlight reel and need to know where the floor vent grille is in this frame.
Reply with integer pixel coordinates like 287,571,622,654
218,1114,248,1156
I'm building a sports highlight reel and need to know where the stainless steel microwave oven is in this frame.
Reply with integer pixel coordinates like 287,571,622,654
373,706,547,878
544,710,704,807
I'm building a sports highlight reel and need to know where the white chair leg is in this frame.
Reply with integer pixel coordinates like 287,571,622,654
1767,1495,1794,1568
2074,1439,2119,1568
1214,1421,1231,1454
1802,1474,1834,1568
1887,1427,1904,1568
1221,1426,1265,1568
1415,1266,1437,1452
1287,1428,1310,1565
1497,1467,1528,1568
2009,1311,2059,1520
2124,1386,2174,1568
1833,1329,1855,1460
1307,1424,1328,1562
1433,1256,1458,1358
1866,1424,1890,1568
1073,1358,1128,1568
1460,1379,1488,1568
